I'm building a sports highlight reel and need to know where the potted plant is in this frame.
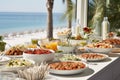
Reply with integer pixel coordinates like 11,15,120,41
116,31,120,37
0,36,6,51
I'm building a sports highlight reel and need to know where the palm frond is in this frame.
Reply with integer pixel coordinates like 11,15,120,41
61,0,75,20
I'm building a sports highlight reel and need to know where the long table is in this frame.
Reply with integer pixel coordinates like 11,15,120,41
49,54,120,80
3,36,120,80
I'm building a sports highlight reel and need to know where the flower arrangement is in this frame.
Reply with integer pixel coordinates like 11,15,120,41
107,32,116,38
83,27,93,39
83,27,92,34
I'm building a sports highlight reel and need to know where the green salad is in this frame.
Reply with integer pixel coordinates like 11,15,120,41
7,59,33,67
59,54,80,61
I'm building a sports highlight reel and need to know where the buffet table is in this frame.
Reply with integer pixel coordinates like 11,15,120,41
2,30,120,80
49,55,120,80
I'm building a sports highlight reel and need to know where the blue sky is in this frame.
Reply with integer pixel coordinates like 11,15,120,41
0,0,66,13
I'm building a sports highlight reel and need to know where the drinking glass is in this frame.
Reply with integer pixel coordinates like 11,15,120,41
31,38,39,44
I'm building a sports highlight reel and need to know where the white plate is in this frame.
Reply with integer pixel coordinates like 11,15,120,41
112,48,120,53
1,66,32,72
49,61,88,75
0,59,35,72
0,65,30,72
0,72,17,80
87,48,112,54
77,53,108,61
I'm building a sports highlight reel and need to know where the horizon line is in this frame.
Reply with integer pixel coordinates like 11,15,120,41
0,11,64,14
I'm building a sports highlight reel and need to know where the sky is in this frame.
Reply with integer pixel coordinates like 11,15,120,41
0,0,66,13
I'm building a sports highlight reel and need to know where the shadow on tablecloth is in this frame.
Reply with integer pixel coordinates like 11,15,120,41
50,68,94,78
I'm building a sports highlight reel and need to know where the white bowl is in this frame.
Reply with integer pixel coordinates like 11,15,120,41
23,51,55,64
57,34,68,39
0,72,17,80
69,39,87,46
87,48,112,54
59,54,81,61
57,45,75,53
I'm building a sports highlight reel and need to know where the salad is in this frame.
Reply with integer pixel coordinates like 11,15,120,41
59,54,80,61
7,59,33,67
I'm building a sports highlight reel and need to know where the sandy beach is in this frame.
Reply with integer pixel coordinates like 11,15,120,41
3,27,67,46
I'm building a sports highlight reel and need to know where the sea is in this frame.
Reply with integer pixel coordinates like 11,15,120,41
0,12,75,35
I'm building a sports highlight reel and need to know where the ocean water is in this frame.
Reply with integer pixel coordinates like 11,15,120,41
0,12,75,34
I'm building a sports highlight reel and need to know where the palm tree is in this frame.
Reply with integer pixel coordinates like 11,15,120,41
46,0,75,39
105,0,120,31
88,0,120,33
46,0,54,40
62,0,75,28
88,0,106,36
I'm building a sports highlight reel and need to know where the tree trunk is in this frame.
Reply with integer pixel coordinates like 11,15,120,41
68,18,72,28
67,0,72,28
46,0,54,40
47,7,53,39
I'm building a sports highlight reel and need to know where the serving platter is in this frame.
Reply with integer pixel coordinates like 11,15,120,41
77,53,109,61
5,55,23,58
49,61,88,75
87,48,112,54
0,51,23,58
